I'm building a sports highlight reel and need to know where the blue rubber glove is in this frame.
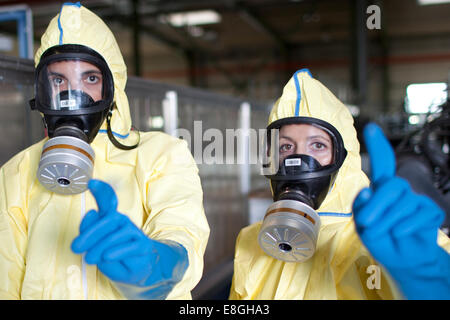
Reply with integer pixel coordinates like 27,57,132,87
352,123,450,300
71,179,189,300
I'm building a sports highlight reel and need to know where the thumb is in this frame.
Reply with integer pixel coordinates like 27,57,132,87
363,123,396,188
353,187,372,213
352,187,372,233
88,179,118,216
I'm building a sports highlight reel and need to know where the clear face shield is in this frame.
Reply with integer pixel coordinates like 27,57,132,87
45,60,104,111
32,45,115,142
258,117,347,262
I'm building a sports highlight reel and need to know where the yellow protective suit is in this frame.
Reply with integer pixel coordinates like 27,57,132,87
0,4,209,300
229,69,450,300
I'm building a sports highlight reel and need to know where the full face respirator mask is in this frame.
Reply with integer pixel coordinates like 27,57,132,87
258,117,347,262
29,44,115,195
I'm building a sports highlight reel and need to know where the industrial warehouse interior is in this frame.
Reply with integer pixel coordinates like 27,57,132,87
0,0,449,302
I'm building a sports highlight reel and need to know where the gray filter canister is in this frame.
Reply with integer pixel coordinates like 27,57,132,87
37,136,95,195
258,199,321,262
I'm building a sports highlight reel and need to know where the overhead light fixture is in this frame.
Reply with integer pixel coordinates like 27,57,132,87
417,0,450,5
162,10,221,27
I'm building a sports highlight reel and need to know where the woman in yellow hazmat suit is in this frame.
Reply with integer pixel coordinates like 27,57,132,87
229,69,450,300
0,3,209,299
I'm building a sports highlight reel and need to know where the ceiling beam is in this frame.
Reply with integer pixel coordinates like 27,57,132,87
104,8,250,90
233,3,290,53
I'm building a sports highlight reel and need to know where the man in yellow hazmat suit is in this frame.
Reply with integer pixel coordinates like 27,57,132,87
229,69,450,299
0,3,209,299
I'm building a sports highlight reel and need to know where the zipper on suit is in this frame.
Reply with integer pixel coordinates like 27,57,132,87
81,192,88,300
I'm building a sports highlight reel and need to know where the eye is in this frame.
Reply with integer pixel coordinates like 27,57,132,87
85,74,100,84
51,77,64,85
280,144,293,153
311,142,326,150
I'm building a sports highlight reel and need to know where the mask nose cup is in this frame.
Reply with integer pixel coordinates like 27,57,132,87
37,136,95,195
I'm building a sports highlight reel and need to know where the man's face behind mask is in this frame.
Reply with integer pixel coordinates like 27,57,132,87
30,44,116,195
47,60,104,109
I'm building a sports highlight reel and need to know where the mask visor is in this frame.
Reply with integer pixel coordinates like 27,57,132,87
38,59,105,111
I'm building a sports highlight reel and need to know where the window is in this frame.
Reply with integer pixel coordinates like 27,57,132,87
404,82,448,114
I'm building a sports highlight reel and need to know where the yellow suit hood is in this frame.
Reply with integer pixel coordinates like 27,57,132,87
34,2,131,137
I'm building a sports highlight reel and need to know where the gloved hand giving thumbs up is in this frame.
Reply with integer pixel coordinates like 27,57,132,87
71,179,188,300
352,123,450,300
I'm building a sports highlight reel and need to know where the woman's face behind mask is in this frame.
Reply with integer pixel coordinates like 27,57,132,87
259,118,347,262
279,123,333,166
